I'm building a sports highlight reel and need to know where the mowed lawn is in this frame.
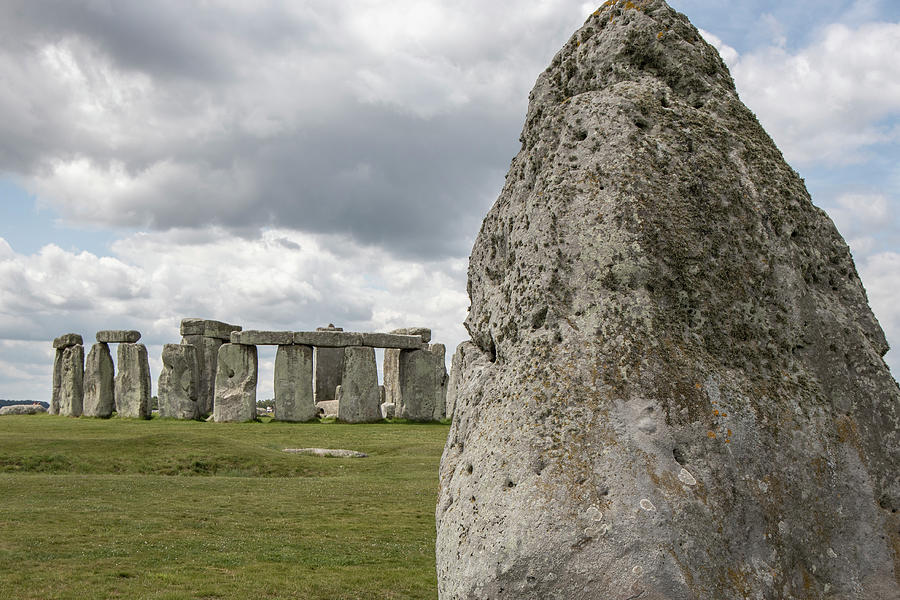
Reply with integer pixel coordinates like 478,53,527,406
0,415,449,599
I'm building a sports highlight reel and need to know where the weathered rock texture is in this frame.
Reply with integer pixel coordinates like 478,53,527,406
56,344,84,417
53,333,83,349
391,327,432,343
0,404,48,416
397,344,447,421
213,343,258,422
82,342,115,418
336,346,381,423
437,2,900,599
383,348,401,405
158,344,201,420
96,330,141,343
274,344,316,422
180,318,242,416
445,341,491,422
115,343,151,419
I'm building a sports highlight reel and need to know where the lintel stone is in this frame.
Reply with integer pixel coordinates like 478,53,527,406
96,330,141,343
231,330,295,346
180,318,242,340
390,327,432,343
53,333,83,349
293,331,424,349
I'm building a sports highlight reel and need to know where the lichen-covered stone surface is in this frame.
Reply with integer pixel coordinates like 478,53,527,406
397,344,448,421
213,343,258,422
181,334,226,416
436,2,900,599
274,344,316,422
115,343,151,419
158,343,201,420
83,342,115,418
336,346,381,423
57,344,84,417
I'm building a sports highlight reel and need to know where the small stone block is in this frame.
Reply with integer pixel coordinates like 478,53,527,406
96,330,141,343
230,330,295,346
53,333,83,349
390,327,432,343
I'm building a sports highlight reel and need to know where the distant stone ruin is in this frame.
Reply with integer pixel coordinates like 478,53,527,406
49,321,448,424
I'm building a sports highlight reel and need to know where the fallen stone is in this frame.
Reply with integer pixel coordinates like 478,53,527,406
380,402,395,419
316,399,339,418
437,2,900,598
52,333,83,349
96,330,141,343
158,344,201,420
0,404,48,416
274,344,316,422
390,327,432,343
282,448,368,458
180,318,242,340
213,343,258,422
397,344,447,422
82,342,115,418
58,344,84,417
314,347,344,402
230,330,295,346
181,334,226,416
115,343,151,419
336,346,381,423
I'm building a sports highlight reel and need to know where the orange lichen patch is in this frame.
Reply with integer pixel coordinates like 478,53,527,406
695,383,702,390
657,31,664,39
713,409,720,416
707,431,717,439
727,429,732,437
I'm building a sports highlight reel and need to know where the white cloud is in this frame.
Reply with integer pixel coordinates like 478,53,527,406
0,230,470,400
858,251,900,376
824,193,894,257
724,22,900,165
698,28,739,66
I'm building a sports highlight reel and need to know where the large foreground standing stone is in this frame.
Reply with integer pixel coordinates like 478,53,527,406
445,341,490,422
397,343,447,422
213,343,258,422
336,346,381,423
115,343,151,419
274,344,316,422
181,318,242,416
158,344,201,420
82,342,115,418
437,2,900,599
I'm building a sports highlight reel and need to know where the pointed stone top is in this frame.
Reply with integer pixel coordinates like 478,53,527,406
316,324,344,332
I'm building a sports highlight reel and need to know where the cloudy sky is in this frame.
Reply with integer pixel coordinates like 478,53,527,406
1,0,898,401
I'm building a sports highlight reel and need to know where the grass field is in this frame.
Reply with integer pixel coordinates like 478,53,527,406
0,415,449,599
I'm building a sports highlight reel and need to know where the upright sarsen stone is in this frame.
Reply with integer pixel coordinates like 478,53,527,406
437,2,900,599
397,344,447,422
213,343,258,422
57,344,84,417
158,344,200,420
115,343,151,419
382,348,401,405
180,318,242,416
274,344,315,422
51,333,83,415
336,346,380,423
83,342,115,418
314,347,344,402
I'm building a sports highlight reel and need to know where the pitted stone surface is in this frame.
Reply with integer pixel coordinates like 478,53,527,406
57,344,84,417
314,346,344,402
115,343,151,419
181,334,225,416
83,342,115,418
96,330,141,343
180,318,242,340
316,399,339,418
158,344,201,420
53,333,83,349
274,344,316,422
231,330,294,346
437,2,900,599
390,327,432,343
446,341,490,423
213,343,258,422
397,344,447,422
336,346,381,423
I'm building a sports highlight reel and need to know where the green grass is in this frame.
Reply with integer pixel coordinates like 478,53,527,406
0,415,449,599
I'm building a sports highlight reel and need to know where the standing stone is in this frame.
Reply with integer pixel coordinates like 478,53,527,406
213,343,258,422
57,344,84,417
180,318,242,416
51,333,83,415
314,349,345,402
115,343,151,419
397,344,447,422
82,342,115,418
158,344,201,420
382,348,401,405
437,2,900,599
446,341,490,422
336,346,381,423
274,344,316,422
